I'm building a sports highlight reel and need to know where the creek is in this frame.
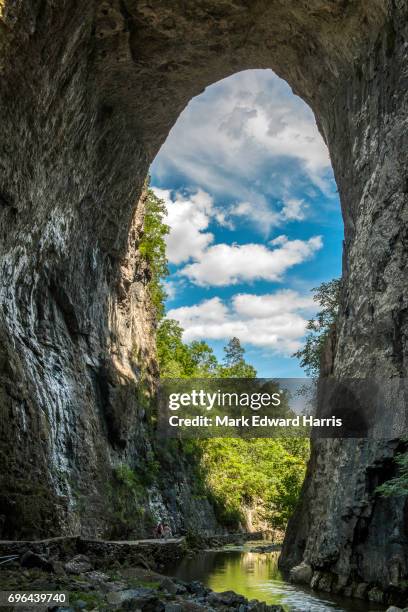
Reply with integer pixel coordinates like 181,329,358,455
164,543,387,612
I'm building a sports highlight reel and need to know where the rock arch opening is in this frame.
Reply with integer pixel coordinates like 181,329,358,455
149,67,343,378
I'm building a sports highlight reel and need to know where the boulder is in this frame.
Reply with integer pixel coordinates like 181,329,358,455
353,582,368,599
20,550,53,572
207,590,246,606
64,554,93,575
187,581,209,597
289,562,312,585
159,577,178,595
106,588,164,610
85,570,110,584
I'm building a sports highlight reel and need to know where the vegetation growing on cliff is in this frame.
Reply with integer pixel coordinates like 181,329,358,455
108,464,155,539
376,441,408,497
292,278,341,376
157,319,218,377
139,184,169,320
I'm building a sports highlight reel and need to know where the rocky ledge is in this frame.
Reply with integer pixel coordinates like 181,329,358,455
0,548,283,612
289,562,408,608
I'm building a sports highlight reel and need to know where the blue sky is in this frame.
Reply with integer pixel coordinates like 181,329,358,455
150,69,343,377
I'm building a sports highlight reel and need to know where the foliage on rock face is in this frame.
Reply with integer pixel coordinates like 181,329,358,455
107,464,155,539
139,183,169,321
376,441,408,498
293,278,341,376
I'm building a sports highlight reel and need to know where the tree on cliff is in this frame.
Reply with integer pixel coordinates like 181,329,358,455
293,278,341,376
376,443,408,497
139,184,169,321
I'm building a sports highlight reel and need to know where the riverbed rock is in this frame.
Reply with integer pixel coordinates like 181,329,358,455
64,555,93,575
353,582,369,599
187,581,210,597
289,562,312,585
159,577,178,595
164,605,183,612
248,545,280,553
106,587,164,610
207,590,246,606
20,550,53,573
247,602,283,612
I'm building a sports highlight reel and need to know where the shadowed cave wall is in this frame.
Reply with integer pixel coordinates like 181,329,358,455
0,0,407,600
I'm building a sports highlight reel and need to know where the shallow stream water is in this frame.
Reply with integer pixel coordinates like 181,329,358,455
164,543,387,612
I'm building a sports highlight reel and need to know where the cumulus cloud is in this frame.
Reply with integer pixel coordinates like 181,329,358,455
180,235,323,286
153,187,215,265
228,200,280,233
167,290,315,354
151,69,335,229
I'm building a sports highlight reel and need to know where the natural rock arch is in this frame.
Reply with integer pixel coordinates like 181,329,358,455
0,0,407,599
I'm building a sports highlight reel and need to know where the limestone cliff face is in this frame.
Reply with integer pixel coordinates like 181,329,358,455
281,5,408,600
0,0,407,601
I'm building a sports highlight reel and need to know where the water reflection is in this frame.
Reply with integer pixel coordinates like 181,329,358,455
166,545,386,612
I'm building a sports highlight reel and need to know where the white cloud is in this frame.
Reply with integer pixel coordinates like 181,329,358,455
281,197,308,221
228,196,308,233
151,69,335,223
180,235,323,286
232,290,314,318
167,290,315,354
162,280,177,301
153,187,215,265
228,200,281,234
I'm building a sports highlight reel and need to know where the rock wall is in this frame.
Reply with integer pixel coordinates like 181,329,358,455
0,0,407,601
281,3,408,603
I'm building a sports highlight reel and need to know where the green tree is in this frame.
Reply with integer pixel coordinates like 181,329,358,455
156,320,309,529
157,319,218,378
218,337,257,378
189,341,218,377
376,442,408,497
293,278,341,376
201,437,309,529
156,319,191,377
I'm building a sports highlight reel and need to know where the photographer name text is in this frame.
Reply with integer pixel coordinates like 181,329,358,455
168,415,343,428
